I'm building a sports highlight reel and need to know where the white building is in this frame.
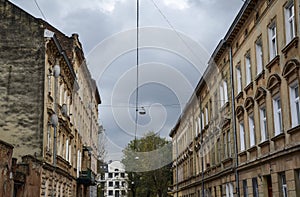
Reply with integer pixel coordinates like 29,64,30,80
98,161,128,197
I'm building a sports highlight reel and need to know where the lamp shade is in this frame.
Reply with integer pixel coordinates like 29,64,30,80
53,64,60,78
50,114,58,127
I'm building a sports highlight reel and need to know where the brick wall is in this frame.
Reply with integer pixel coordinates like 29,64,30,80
0,0,45,159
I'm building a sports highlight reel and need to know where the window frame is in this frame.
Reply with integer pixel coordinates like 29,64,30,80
252,177,259,197
236,65,242,93
245,53,252,85
249,115,256,147
255,38,263,75
260,106,268,141
273,95,283,136
268,21,278,61
239,122,246,151
284,1,295,44
289,81,300,127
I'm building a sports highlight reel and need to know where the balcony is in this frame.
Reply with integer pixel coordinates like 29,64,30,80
77,168,96,186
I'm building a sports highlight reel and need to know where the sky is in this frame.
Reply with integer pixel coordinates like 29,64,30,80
10,0,244,161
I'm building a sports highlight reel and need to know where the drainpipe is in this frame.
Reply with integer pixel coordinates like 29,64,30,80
229,45,240,197
198,96,204,197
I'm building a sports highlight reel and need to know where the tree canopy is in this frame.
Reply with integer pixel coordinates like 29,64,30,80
122,132,172,197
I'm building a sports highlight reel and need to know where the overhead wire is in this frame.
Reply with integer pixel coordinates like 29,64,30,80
33,0,47,21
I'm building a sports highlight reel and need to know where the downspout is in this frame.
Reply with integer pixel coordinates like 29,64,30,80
229,45,240,197
199,96,204,197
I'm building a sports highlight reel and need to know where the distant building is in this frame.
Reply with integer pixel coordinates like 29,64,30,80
170,0,300,196
98,161,128,197
0,0,102,196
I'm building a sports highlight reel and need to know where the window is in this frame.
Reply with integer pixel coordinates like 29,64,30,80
273,96,283,135
108,173,113,178
279,173,288,197
66,138,69,161
236,66,242,93
201,111,205,129
240,122,246,151
249,116,256,147
285,1,295,43
296,170,300,196
121,173,125,178
226,183,234,197
290,83,300,127
108,190,113,196
243,180,248,197
256,39,263,74
227,131,231,156
220,80,228,107
260,107,268,141
46,125,51,151
217,139,221,163
268,23,277,60
252,177,259,197
205,106,209,125
109,181,113,187
245,54,252,85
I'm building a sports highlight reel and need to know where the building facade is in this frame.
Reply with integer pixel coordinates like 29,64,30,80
0,0,101,196
98,161,128,197
170,0,300,196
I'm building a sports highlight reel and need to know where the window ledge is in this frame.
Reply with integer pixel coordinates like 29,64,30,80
287,124,300,134
220,102,230,113
282,36,299,58
266,55,280,72
271,132,285,141
258,140,270,147
235,91,244,101
255,70,265,85
247,145,257,152
222,157,233,164
244,82,254,93
238,150,247,156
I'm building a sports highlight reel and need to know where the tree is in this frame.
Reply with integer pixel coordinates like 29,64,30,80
122,132,172,197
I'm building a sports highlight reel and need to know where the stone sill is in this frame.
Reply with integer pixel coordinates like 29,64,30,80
271,132,285,141
266,55,280,72
282,36,299,58
287,125,300,135
258,140,270,147
255,70,265,85
247,145,257,153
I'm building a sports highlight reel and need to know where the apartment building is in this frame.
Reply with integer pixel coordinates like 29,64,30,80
98,161,128,197
170,0,300,196
0,0,101,196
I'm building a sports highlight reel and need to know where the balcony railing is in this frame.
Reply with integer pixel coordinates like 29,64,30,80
77,168,96,186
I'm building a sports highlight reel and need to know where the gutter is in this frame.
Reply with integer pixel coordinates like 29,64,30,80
229,45,240,197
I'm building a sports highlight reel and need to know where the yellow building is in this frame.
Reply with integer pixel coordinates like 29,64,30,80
170,0,300,196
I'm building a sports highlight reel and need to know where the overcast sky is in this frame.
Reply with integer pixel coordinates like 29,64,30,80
10,0,244,161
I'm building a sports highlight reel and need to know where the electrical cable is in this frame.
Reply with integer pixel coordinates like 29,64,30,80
33,0,47,21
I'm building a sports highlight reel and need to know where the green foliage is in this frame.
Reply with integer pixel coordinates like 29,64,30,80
122,132,172,197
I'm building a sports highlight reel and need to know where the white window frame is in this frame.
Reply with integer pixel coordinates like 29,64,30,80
220,80,228,107
285,1,295,44
205,106,209,125
260,107,268,141
249,115,256,147
273,96,283,135
290,82,300,127
66,138,69,161
256,39,263,75
226,183,234,197
240,122,246,151
268,23,278,60
245,54,252,85
236,66,242,93
201,111,205,129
